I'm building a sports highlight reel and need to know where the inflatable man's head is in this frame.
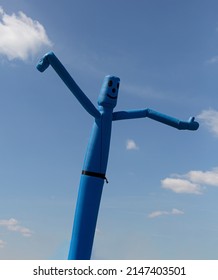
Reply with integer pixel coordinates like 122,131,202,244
98,75,120,109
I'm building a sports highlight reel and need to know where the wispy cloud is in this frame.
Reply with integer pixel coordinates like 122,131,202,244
206,56,218,64
0,7,52,61
122,83,168,100
0,240,6,248
161,178,202,195
197,109,218,137
126,139,139,150
148,208,184,218
0,218,33,237
161,167,218,195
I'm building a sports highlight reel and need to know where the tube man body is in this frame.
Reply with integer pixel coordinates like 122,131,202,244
37,52,199,260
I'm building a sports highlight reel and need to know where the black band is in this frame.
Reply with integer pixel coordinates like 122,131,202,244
82,170,106,180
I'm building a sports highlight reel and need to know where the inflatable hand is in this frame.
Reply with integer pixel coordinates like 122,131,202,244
36,52,52,72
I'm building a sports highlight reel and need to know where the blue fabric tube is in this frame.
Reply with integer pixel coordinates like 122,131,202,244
68,107,113,259
112,109,199,130
36,52,199,260
68,175,104,260
37,52,100,118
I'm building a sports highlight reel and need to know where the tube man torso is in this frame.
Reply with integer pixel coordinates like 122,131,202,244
37,52,199,260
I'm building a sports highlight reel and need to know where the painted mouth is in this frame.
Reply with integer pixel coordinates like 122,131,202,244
107,94,117,100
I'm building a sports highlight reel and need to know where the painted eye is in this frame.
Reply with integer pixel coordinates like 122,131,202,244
117,83,120,89
108,80,113,87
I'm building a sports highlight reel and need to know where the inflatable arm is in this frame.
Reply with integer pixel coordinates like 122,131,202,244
36,52,100,118
112,108,199,130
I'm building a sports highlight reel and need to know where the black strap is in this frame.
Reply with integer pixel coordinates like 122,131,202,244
82,170,108,183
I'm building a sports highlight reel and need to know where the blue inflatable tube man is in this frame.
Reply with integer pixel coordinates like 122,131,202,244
37,52,199,260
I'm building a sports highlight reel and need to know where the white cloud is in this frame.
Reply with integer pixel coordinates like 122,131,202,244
161,167,218,195
187,168,218,186
0,218,33,237
126,139,139,150
0,7,52,61
148,208,184,218
171,208,184,215
148,210,169,218
197,109,218,137
161,178,203,195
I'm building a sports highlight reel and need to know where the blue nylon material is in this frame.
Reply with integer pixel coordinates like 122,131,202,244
68,175,104,260
37,52,199,260
112,109,199,130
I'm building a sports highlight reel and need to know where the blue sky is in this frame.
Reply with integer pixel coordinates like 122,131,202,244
0,0,218,259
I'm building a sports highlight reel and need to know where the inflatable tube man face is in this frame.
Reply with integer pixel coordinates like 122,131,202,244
98,75,120,109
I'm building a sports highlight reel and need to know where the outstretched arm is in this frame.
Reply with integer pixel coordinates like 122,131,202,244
112,108,199,130
37,52,100,119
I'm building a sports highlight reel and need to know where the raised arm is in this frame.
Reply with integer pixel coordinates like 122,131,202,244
37,52,100,118
112,108,199,130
